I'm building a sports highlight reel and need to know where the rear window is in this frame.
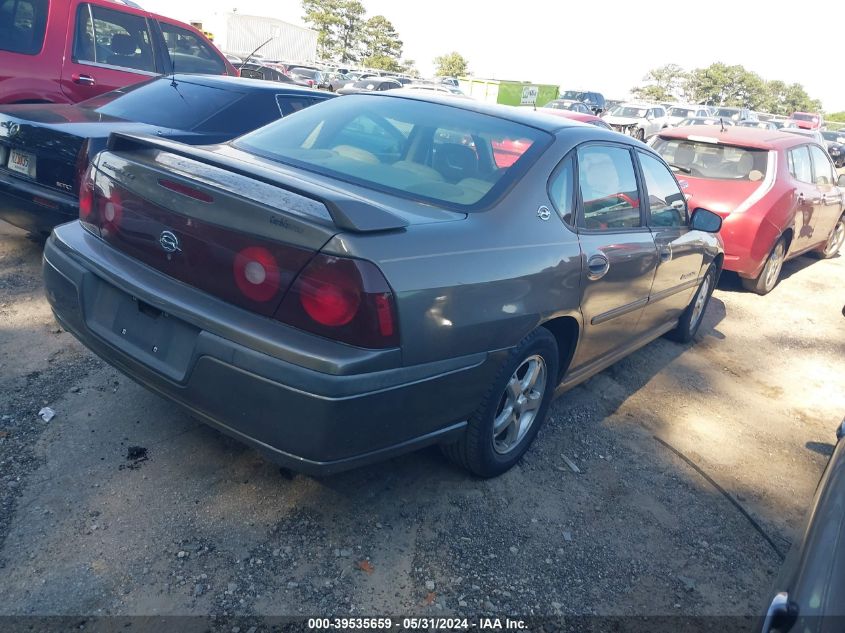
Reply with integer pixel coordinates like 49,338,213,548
159,21,225,75
668,107,694,118
234,95,551,209
791,113,817,122
81,79,243,130
652,138,770,181
0,0,48,55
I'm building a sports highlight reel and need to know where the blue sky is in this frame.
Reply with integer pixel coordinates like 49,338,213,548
143,0,845,112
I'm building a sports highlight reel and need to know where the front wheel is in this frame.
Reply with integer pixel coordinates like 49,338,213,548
666,265,717,343
816,214,845,259
441,328,559,478
741,236,787,295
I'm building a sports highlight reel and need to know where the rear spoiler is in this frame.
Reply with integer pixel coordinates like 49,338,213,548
106,132,409,233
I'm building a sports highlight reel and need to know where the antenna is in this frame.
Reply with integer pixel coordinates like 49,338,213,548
243,37,274,67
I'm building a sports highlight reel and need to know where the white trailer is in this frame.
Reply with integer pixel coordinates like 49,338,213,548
192,13,318,64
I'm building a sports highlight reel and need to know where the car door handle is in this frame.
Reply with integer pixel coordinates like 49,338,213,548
658,244,673,262
72,73,96,86
586,254,610,281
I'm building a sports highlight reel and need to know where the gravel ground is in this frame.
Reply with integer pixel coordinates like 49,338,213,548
0,219,843,625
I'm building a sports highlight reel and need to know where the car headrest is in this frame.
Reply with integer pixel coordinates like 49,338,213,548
110,33,136,56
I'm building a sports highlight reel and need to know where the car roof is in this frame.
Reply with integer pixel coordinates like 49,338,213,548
167,74,324,95
658,125,812,149
364,91,584,133
536,107,601,123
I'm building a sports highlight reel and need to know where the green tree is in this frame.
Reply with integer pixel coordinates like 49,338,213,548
302,0,342,59
361,15,402,62
828,112,845,122
335,0,365,63
631,63,687,102
684,62,766,107
361,54,400,72
400,59,419,77
301,0,365,62
433,52,469,78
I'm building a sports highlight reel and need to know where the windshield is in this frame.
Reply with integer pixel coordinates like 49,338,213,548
81,78,243,130
791,113,817,122
822,131,845,141
234,95,551,209
668,107,694,118
292,68,318,78
561,90,585,100
610,106,648,118
652,138,770,181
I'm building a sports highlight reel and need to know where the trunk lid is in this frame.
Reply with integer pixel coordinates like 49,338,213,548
84,133,413,317
0,105,154,196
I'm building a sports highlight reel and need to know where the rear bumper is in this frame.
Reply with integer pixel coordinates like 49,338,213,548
719,212,781,278
43,222,503,475
0,170,77,234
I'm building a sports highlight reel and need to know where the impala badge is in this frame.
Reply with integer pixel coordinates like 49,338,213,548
159,230,181,253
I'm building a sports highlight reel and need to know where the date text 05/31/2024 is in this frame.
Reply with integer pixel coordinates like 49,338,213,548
307,617,528,630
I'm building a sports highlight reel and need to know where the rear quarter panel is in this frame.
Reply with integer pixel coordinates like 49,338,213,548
322,134,586,366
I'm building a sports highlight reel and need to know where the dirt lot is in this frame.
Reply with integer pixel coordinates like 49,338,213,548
1,219,843,626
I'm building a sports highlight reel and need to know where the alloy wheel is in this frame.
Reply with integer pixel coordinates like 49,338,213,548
764,241,785,290
823,218,845,257
492,355,547,455
689,274,711,332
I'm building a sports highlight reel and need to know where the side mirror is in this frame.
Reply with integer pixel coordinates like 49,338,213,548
690,208,722,233
838,174,845,187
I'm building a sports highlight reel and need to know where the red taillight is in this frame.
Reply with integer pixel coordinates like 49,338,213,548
233,246,281,302
79,166,94,221
307,79,314,87
98,184,123,234
276,254,399,349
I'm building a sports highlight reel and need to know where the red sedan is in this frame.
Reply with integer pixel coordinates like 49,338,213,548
651,126,845,294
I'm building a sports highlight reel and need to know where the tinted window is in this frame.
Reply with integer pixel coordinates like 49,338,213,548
74,4,156,72
159,22,224,75
639,152,687,227
549,154,575,225
808,145,835,185
234,95,551,209
653,138,769,181
577,145,641,230
0,0,47,55
85,79,242,130
788,146,813,184
276,95,322,117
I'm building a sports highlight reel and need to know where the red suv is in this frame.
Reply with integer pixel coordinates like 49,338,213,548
652,126,845,294
0,0,237,104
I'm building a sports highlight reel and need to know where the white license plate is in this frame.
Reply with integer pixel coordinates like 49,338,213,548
8,149,36,178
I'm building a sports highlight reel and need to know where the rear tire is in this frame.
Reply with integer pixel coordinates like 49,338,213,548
815,214,845,259
666,265,717,343
441,328,559,478
741,236,787,295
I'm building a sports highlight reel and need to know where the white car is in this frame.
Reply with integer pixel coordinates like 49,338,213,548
602,103,669,141
665,104,712,127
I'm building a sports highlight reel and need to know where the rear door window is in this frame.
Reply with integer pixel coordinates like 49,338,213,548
788,146,813,184
276,95,324,117
158,21,225,75
808,145,836,185
0,0,48,55
74,4,156,73
577,145,642,230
